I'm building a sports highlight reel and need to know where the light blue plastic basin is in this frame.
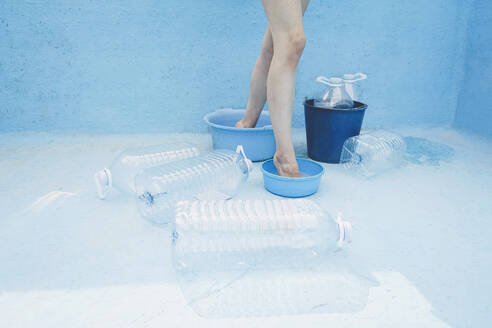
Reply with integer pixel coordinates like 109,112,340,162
204,109,275,162
261,158,324,198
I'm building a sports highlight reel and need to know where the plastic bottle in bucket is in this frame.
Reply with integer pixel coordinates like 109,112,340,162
314,76,354,109
314,73,368,109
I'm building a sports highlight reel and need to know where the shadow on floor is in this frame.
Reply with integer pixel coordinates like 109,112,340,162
0,191,176,292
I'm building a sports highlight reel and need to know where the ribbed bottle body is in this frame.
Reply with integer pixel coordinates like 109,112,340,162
172,199,349,272
135,149,250,225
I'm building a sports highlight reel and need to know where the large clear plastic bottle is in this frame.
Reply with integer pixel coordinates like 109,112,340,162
172,199,352,272
340,130,406,177
94,143,200,199
135,146,253,226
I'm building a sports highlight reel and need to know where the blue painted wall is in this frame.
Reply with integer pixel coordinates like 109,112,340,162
0,1,473,132
454,0,492,136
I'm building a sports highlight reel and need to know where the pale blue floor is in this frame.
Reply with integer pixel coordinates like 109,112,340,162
0,127,490,327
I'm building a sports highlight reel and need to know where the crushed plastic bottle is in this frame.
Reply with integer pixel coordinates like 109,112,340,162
340,130,406,177
94,142,200,199
135,146,253,226
172,199,352,272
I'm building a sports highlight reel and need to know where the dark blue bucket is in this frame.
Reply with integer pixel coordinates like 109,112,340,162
304,99,367,163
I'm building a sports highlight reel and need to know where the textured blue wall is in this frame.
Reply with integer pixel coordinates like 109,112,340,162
454,0,492,136
0,0,471,132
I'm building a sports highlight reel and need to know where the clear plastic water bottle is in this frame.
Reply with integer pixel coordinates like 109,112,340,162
135,146,253,226
172,199,352,272
94,142,200,199
340,130,406,177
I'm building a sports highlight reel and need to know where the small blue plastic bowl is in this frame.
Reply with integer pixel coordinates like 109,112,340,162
261,158,324,198
204,109,275,162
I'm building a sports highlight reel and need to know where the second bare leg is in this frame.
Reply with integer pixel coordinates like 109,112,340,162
263,0,308,177
236,27,274,128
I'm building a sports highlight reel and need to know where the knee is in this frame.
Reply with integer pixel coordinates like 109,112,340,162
282,30,306,67
289,31,306,55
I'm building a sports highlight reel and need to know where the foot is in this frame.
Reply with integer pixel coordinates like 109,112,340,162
235,119,256,129
273,152,301,177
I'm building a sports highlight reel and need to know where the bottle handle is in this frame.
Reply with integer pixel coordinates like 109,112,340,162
94,168,112,199
335,212,352,247
235,145,253,172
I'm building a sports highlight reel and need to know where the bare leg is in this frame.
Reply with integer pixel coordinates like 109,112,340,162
236,0,310,129
235,27,274,128
262,0,308,177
